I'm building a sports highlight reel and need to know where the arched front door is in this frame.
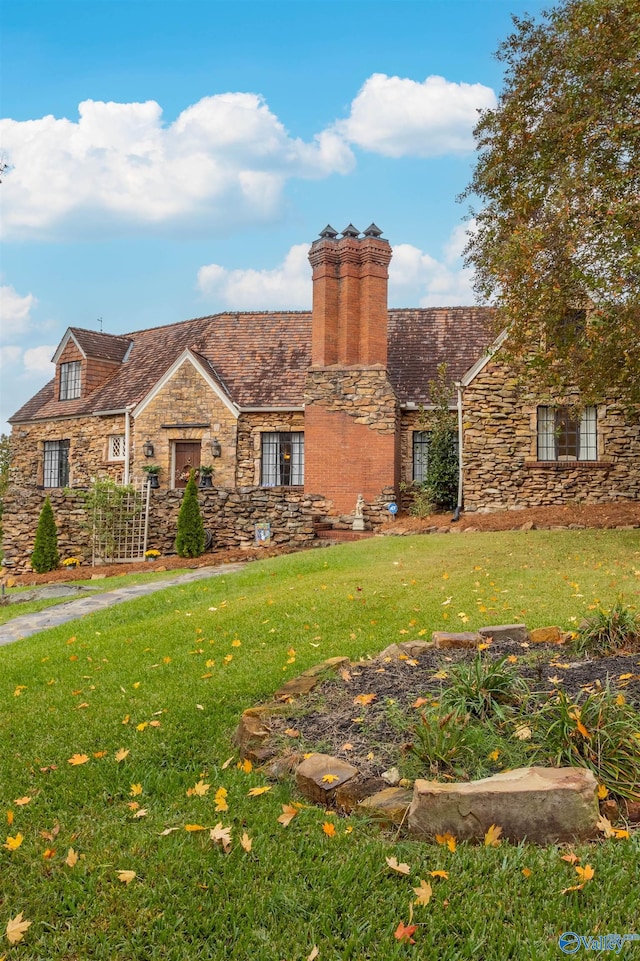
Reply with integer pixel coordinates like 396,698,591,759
174,442,201,488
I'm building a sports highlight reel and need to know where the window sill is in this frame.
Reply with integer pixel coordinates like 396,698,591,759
260,484,304,490
524,461,608,470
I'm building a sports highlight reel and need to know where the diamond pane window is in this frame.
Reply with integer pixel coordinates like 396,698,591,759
59,361,81,400
108,435,125,460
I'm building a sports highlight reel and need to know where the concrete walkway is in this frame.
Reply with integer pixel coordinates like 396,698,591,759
0,563,245,646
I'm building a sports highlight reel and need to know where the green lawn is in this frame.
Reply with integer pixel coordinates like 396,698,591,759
1,530,639,960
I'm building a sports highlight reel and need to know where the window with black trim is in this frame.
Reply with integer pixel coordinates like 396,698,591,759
537,407,597,461
59,361,81,400
261,432,304,486
412,430,459,483
44,440,70,487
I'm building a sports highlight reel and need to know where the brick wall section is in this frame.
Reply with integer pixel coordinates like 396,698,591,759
462,359,640,512
304,368,399,516
132,358,238,488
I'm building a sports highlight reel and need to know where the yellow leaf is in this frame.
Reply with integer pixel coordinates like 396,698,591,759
128,801,140,811
14,796,31,806
133,682,140,689
214,789,228,813
412,697,429,709
67,753,89,766
186,780,210,798
522,867,532,878
223,655,233,665
248,786,271,797
614,828,630,840
184,824,206,832
413,879,433,906
6,811,13,826
278,805,299,827
238,759,253,774
322,822,336,837
122,715,130,725
93,750,108,758
4,833,23,851
232,640,242,648
13,685,27,697
353,693,376,706
65,847,78,867
130,783,143,797
386,856,411,875
42,847,56,859
429,870,449,879
596,814,615,838
240,832,252,852
435,832,456,852
560,852,580,864
116,869,137,884
484,824,503,847
321,774,339,784
210,823,232,853
615,693,626,706
149,720,161,728
136,722,148,732
5,913,32,945
488,750,500,762
114,748,130,763
575,864,595,883
597,784,609,799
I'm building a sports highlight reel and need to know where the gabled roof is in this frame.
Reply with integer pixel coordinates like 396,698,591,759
9,307,496,424
52,327,133,364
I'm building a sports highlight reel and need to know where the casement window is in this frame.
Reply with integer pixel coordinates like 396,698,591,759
261,432,304,486
412,430,459,483
537,406,597,461
108,435,126,461
43,440,70,487
59,361,82,400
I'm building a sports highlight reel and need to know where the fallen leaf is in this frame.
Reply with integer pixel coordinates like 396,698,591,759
210,823,232,853
394,921,417,944
322,822,336,837
240,832,252,852
596,814,615,838
248,786,271,797
560,852,580,864
67,753,89,766
435,832,456,852
4,833,24,851
6,913,32,945
278,804,298,827
184,824,207,832
514,725,532,741
413,879,433,906
522,867,532,878
284,728,300,738
128,801,140,811
136,722,148,732
238,759,253,774
214,788,228,812
186,780,210,798
429,870,449,879
321,774,339,784
307,947,319,961
6,811,13,826
575,864,595,883
221,756,234,769
116,869,137,884
159,827,180,836
488,749,501,762
386,856,411,875
597,784,609,799
114,748,129,763
134,808,148,819
93,750,108,758
14,797,31,806
484,824,503,847
65,847,78,867
613,828,630,840
412,697,428,708
353,693,376,706
39,824,60,842
42,847,56,859
130,783,143,797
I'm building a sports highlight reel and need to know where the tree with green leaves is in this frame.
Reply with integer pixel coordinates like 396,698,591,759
0,433,10,527
423,365,459,512
463,0,640,406
31,497,59,573
175,472,205,558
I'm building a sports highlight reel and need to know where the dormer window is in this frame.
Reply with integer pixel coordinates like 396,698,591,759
60,361,81,400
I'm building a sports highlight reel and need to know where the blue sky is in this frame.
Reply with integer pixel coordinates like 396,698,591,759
0,0,547,432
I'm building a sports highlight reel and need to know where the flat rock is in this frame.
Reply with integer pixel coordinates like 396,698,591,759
234,712,272,758
432,631,484,650
335,775,388,813
408,767,599,845
295,754,358,804
274,656,351,700
259,753,303,781
478,624,529,645
378,640,434,660
357,787,413,825
530,626,565,644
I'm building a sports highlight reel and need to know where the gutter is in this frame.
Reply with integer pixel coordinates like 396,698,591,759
123,404,135,485
452,383,464,522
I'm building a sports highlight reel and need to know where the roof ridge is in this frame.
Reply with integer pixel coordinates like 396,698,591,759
120,310,313,338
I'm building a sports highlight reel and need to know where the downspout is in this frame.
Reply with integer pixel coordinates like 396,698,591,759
452,383,464,522
123,404,134,486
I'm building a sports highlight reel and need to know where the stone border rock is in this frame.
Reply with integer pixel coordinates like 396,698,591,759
233,625,637,844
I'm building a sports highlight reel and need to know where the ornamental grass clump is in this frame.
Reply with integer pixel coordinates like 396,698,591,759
175,471,205,558
574,598,640,657
440,653,529,722
31,497,59,573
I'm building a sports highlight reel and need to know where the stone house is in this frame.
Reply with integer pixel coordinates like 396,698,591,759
4,224,639,570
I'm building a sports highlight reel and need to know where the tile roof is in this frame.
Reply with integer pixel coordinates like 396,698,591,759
69,328,133,363
9,307,496,423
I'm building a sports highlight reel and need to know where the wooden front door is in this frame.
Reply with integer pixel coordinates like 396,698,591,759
174,442,201,488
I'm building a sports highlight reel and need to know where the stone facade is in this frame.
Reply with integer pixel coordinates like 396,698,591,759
462,358,640,512
236,411,305,488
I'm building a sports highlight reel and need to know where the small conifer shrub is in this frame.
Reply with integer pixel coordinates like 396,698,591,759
31,496,60,573
175,472,205,558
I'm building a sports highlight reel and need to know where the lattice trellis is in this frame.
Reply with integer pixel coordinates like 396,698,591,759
91,479,151,565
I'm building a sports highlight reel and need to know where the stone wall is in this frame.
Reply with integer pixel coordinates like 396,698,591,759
235,411,305,487
462,359,640,512
132,357,239,488
2,483,324,572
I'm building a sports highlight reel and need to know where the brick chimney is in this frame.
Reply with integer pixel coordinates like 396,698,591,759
304,224,399,519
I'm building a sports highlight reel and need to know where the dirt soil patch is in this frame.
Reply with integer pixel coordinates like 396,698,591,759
270,640,640,779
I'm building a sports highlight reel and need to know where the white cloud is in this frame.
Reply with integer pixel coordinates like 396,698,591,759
337,73,496,157
23,344,56,374
0,284,37,339
197,224,476,311
0,95,355,239
198,243,312,309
